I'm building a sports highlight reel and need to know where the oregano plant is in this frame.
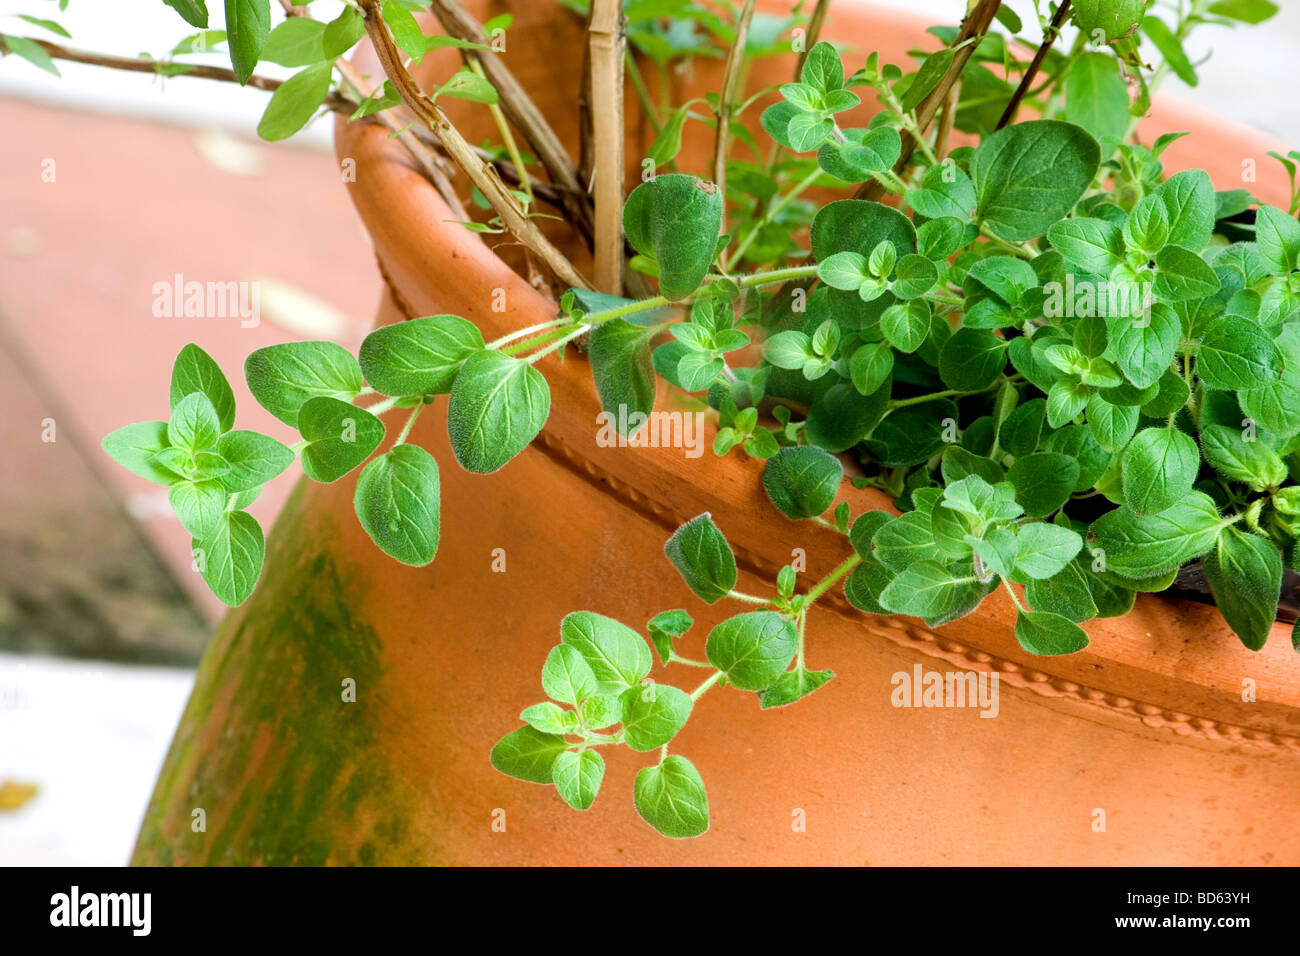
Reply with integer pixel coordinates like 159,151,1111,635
13,0,1297,837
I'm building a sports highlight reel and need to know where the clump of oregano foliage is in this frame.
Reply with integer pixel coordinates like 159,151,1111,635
19,0,1298,838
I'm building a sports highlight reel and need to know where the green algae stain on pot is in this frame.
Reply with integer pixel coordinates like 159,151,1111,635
132,484,423,865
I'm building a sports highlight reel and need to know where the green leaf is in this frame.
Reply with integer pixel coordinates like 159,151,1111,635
541,643,598,707
560,611,652,695
170,344,235,432
1153,245,1220,300
1048,217,1125,274
257,61,332,141
1089,491,1225,577
757,666,835,709
800,40,843,94
1196,316,1283,389
1015,523,1085,580
879,559,963,618
817,127,901,182
215,430,293,491
321,5,365,58
705,611,797,690
587,318,658,433
490,726,567,784
260,16,325,67
382,0,426,61
169,479,227,537
244,341,364,427
906,163,976,222
971,120,1101,242
811,199,916,262
872,511,941,572
168,392,221,454
519,702,569,735
1207,0,1279,24
646,100,695,165
224,0,270,85
1200,424,1286,491
1156,170,1215,252
1107,301,1180,389
817,251,868,291
103,421,177,485
359,315,485,397
446,350,550,473
353,443,440,565
1254,205,1300,276
163,0,210,29
623,174,722,301
647,609,692,664
893,254,938,299
1142,16,1197,87
1121,426,1199,516
194,509,264,606
901,48,954,112
634,755,709,838
1072,0,1149,40
880,301,930,353
762,446,841,519
939,328,1006,391
1005,452,1078,518
849,342,894,395
552,749,604,811
1025,560,1098,621
663,514,737,604
1203,527,1281,651
437,69,498,104
298,396,384,483
1014,609,1090,655
620,683,692,751
1086,393,1139,452
1,34,61,76
1064,53,1129,154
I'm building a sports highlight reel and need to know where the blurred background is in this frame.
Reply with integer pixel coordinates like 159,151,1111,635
1,0,1297,865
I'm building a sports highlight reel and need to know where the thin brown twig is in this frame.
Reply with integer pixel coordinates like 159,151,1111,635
996,0,1071,129
587,0,626,295
712,0,757,196
854,0,1002,201
934,77,961,159
428,0,595,246
273,0,467,224
793,0,831,80
357,0,590,290
9,36,353,111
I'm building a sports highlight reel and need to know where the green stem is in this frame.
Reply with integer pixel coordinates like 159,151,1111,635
394,402,422,446
690,670,724,701
803,552,861,606
729,166,823,265
487,317,573,350
470,59,532,205
668,652,715,669
1001,576,1026,612
363,396,402,415
625,50,662,135
727,589,771,605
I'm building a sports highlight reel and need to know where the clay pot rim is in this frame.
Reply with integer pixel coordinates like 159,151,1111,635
335,4,1300,740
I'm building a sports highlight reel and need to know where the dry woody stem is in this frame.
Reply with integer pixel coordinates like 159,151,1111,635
587,0,627,295
429,0,596,246
358,0,591,290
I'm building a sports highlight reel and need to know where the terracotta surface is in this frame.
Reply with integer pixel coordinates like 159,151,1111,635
134,2,1300,865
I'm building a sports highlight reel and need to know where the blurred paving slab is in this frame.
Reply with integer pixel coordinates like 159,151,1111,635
0,317,204,664
0,651,194,866
0,97,379,623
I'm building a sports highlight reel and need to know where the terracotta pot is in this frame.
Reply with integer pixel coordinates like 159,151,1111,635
133,1,1300,866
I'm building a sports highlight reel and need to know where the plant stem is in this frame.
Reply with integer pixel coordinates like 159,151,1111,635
793,0,832,80
624,50,662,134
668,652,715,669
996,0,1072,129
729,166,823,265
469,60,533,205
690,670,724,701
712,0,758,198
363,396,403,415
487,317,573,350
727,589,771,605
803,552,861,606
588,0,627,295
394,403,423,446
